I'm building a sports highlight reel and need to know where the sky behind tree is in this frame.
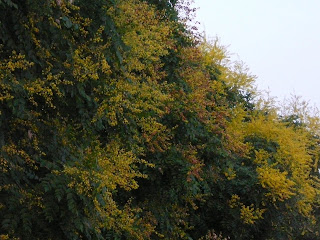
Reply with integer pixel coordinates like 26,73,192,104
194,0,320,107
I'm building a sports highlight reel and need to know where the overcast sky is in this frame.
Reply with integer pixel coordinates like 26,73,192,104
193,0,320,107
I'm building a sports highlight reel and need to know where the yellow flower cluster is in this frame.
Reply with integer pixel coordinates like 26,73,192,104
240,205,265,225
229,194,265,225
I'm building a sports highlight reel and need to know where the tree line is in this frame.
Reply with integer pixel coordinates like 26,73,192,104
1,0,320,239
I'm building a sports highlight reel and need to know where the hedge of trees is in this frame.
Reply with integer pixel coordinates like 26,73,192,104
1,0,320,239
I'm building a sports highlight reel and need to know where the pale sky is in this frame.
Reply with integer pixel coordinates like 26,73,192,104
194,0,320,107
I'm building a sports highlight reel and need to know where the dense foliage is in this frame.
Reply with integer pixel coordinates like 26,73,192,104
1,0,320,239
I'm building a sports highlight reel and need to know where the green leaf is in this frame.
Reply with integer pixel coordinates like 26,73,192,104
62,16,73,29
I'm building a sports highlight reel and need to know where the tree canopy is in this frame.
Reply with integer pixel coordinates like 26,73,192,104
1,0,320,239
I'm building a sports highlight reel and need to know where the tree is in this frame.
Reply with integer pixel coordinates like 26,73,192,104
1,0,320,239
